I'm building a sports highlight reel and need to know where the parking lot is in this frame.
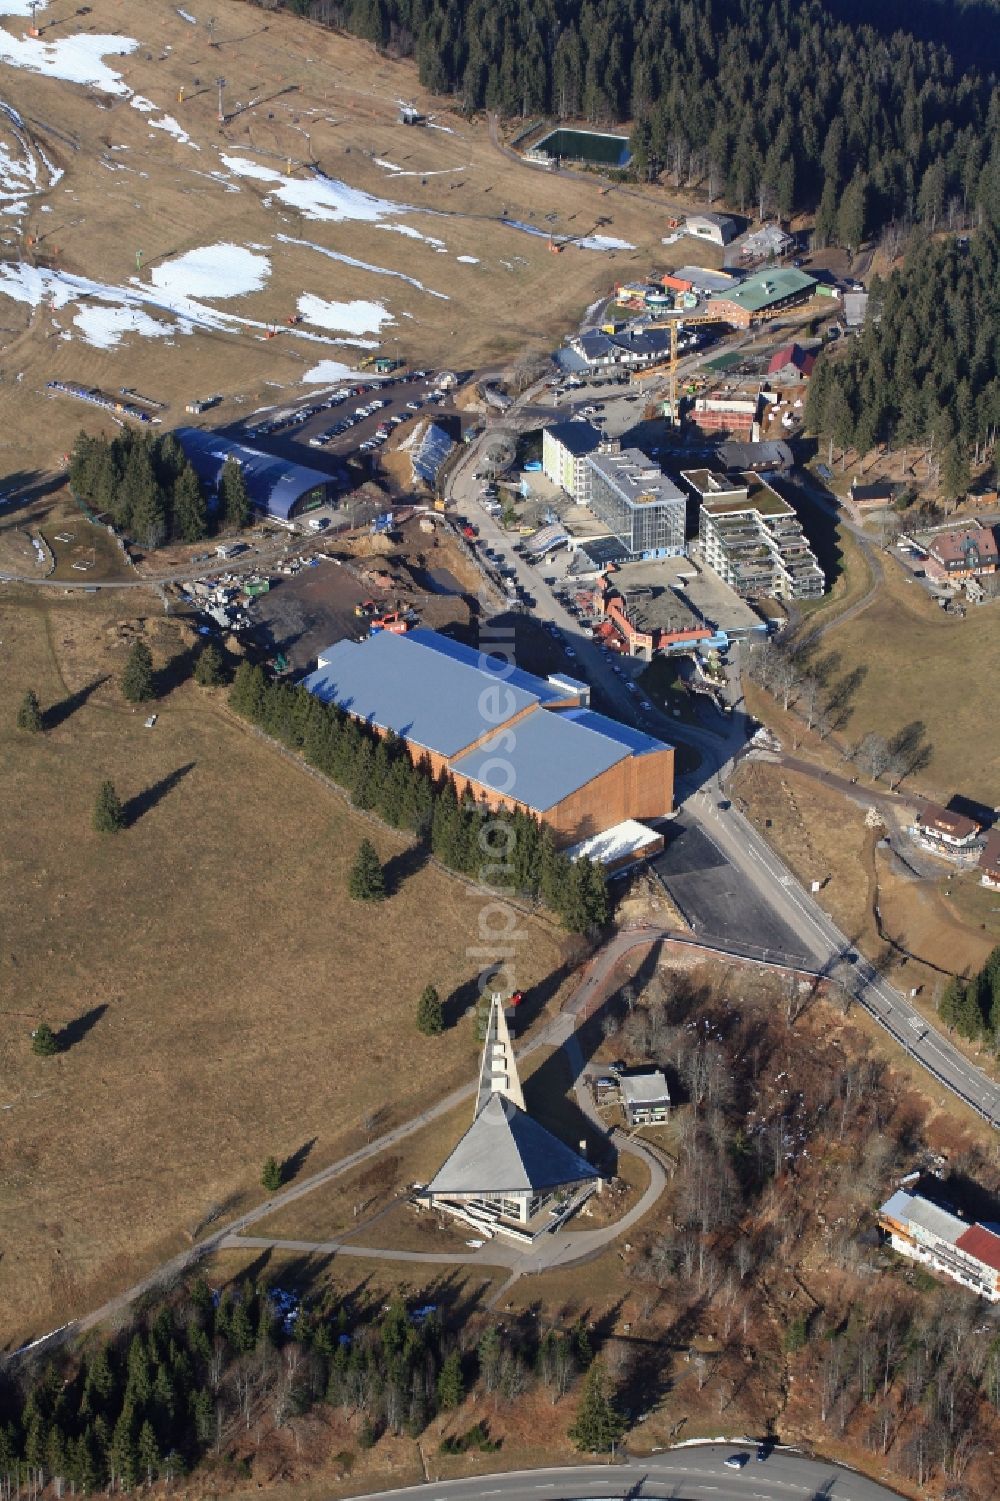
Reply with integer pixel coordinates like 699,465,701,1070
651,819,811,961
231,371,468,481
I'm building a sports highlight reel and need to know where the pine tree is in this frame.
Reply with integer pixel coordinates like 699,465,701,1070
261,1155,283,1191
121,640,155,703
194,643,226,687
229,661,267,721
31,1021,59,1056
137,1421,159,1486
437,1350,464,1410
220,456,252,530
348,838,385,901
173,464,208,542
94,779,125,833
416,984,443,1036
17,688,43,732
568,1361,625,1453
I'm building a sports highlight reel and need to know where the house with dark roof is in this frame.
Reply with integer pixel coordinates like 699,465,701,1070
910,802,983,861
767,343,816,382
849,477,899,511
302,627,674,844
418,997,599,1240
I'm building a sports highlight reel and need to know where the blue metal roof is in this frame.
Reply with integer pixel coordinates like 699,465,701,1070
176,427,336,520
302,630,542,757
451,707,632,812
405,629,572,704
561,709,670,757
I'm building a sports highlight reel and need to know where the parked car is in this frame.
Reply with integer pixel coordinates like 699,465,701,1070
724,1454,748,1470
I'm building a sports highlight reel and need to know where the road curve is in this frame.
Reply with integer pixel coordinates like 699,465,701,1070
345,1445,905,1501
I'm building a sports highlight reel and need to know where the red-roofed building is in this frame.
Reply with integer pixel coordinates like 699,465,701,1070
924,522,999,583
981,833,1000,890
955,1225,1000,1292
767,343,816,382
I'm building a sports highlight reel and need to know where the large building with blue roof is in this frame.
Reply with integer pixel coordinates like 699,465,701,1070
303,627,674,843
176,428,337,522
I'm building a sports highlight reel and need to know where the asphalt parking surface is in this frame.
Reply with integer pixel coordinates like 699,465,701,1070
652,818,811,962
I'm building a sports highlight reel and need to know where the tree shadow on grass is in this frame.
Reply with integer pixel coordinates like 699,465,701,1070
382,839,429,897
154,643,201,697
43,675,109,731
281,1138,318,1185
56,1003,108,1052
123,762,195,828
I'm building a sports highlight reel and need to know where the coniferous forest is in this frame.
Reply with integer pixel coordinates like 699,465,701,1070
259,0,1000,241
805,227,1000,477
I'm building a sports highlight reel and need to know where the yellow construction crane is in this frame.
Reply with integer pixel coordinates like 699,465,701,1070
632,314,723,418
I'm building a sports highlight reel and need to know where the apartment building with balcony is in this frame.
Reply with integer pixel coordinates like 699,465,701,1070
685,468,824,601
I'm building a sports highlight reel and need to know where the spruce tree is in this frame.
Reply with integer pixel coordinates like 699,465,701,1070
17,688,43,732
137,1420,159,1485
94,779,125,833
220,456,252,530
194,643,226,687
348,839,385,901
261,1155,283,1192
31,1021,59,1056
437,1350,464,1410
121,639,155,703
229,661,267,721
568,1361,625,1453
416,984,443,1036
173,463,208,542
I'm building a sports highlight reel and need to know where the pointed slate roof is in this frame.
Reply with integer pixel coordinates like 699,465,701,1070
474,997,525,1118
424,1093,598,1197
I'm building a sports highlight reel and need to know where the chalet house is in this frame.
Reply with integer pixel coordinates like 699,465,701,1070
924,524,1000,584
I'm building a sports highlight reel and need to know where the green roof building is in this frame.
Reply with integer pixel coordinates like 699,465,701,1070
707,267,819,325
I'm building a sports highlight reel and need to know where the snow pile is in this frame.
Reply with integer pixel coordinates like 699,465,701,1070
149,243,271,300
0,27,138,95
0,255,368,354
574,232,635,251
296,291,393,337
301,359,357,384
0,1,49,14
73,303,175,350
221,155,415,226
456,255,479,265
148,114,198,149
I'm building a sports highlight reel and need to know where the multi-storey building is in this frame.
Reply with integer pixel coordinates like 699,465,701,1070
541,420,603,500
685,469,824,601
584,447,687,559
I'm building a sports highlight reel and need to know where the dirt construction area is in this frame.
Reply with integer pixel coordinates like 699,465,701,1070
0,586,571,1346
0,0,678,493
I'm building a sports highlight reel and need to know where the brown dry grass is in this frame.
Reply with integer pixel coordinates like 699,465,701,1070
0,588,567,1343
0,0,683,486
817,553,1000,803
732,761,876,946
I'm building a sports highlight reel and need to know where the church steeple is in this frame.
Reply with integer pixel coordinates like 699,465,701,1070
473,993,525,1119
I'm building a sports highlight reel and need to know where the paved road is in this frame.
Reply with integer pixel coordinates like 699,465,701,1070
347,1446,905,1501
15,922,679,1357
446,374,1000,1131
